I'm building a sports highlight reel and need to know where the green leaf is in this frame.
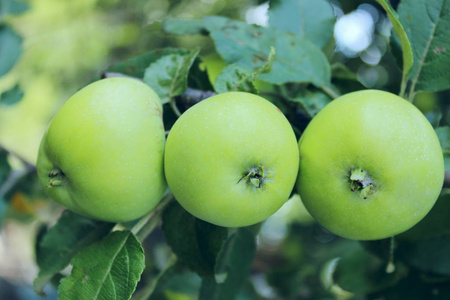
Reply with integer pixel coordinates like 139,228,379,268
0,0,29,18
396,193,450,275
146,262,202,300
162,18,207,35
398,231,450,276
58,230,145,300
203,16,332,89
333,243,407,294
369,272,450,300
105,48,194,79
162,202,228,278
188,57,214,91
214,65,258,94
0,197,6,225
143,48,200,104
0,24,22,77
199,228,257,300
331,62,358,81
214,47,275,94
398,0,450,92
0,84,23,105
436,126,450,171
291,89,331,117
0,149,11,184
398,193,450,242
375,0,413,76
268,0,335,49
34,210,115,295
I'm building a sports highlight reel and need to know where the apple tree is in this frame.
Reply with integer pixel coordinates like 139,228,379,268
1,0,450,299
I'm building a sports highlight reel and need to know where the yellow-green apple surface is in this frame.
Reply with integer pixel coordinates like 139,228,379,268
164,92,299,227
296,90,445,240
36,77,167,223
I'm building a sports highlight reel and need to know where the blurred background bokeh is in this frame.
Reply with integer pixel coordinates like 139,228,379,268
0,0,448,299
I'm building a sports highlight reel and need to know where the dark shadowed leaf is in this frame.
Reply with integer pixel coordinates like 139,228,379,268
333,243,407,294
331,62,358,81
398,193,450,242
199,228,257,300
0,25,22,77
135,261,201,300
0,0,29,18
398,232,450,276
161,201,228,278
0,84,23,105
0,197,6,225
396,193,450,275
0,150,10,184
291,89,331,117
436,126,450,171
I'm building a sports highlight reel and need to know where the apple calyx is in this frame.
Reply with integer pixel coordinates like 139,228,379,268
46,167,67,188
238,164,266,188
349,168,375,199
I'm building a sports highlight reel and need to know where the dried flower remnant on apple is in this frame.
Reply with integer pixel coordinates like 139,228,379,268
349,168,376,199
238,164,266,189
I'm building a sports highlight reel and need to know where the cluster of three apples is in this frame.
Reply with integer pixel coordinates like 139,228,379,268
37,77,444,240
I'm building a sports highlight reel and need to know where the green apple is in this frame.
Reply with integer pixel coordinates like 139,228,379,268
36,77,167,223
164,92,299,227
296,89,445,240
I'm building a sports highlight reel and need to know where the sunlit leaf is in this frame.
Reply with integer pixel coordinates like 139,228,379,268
203,16,332,89
58,231,145,300
375,0,414,76
163,18,208,35
268,0,335,48
34,210,114,295
398,0,450,92
143,48,200,104
214,47,275,94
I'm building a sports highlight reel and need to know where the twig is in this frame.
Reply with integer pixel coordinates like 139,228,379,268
444,171,450,189
131,192,174,242
321,85,340,100
0,144,36,199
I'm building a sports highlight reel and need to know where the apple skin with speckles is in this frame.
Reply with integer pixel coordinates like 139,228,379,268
296,89,445,240
37,77,167,223
164,92,299,228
